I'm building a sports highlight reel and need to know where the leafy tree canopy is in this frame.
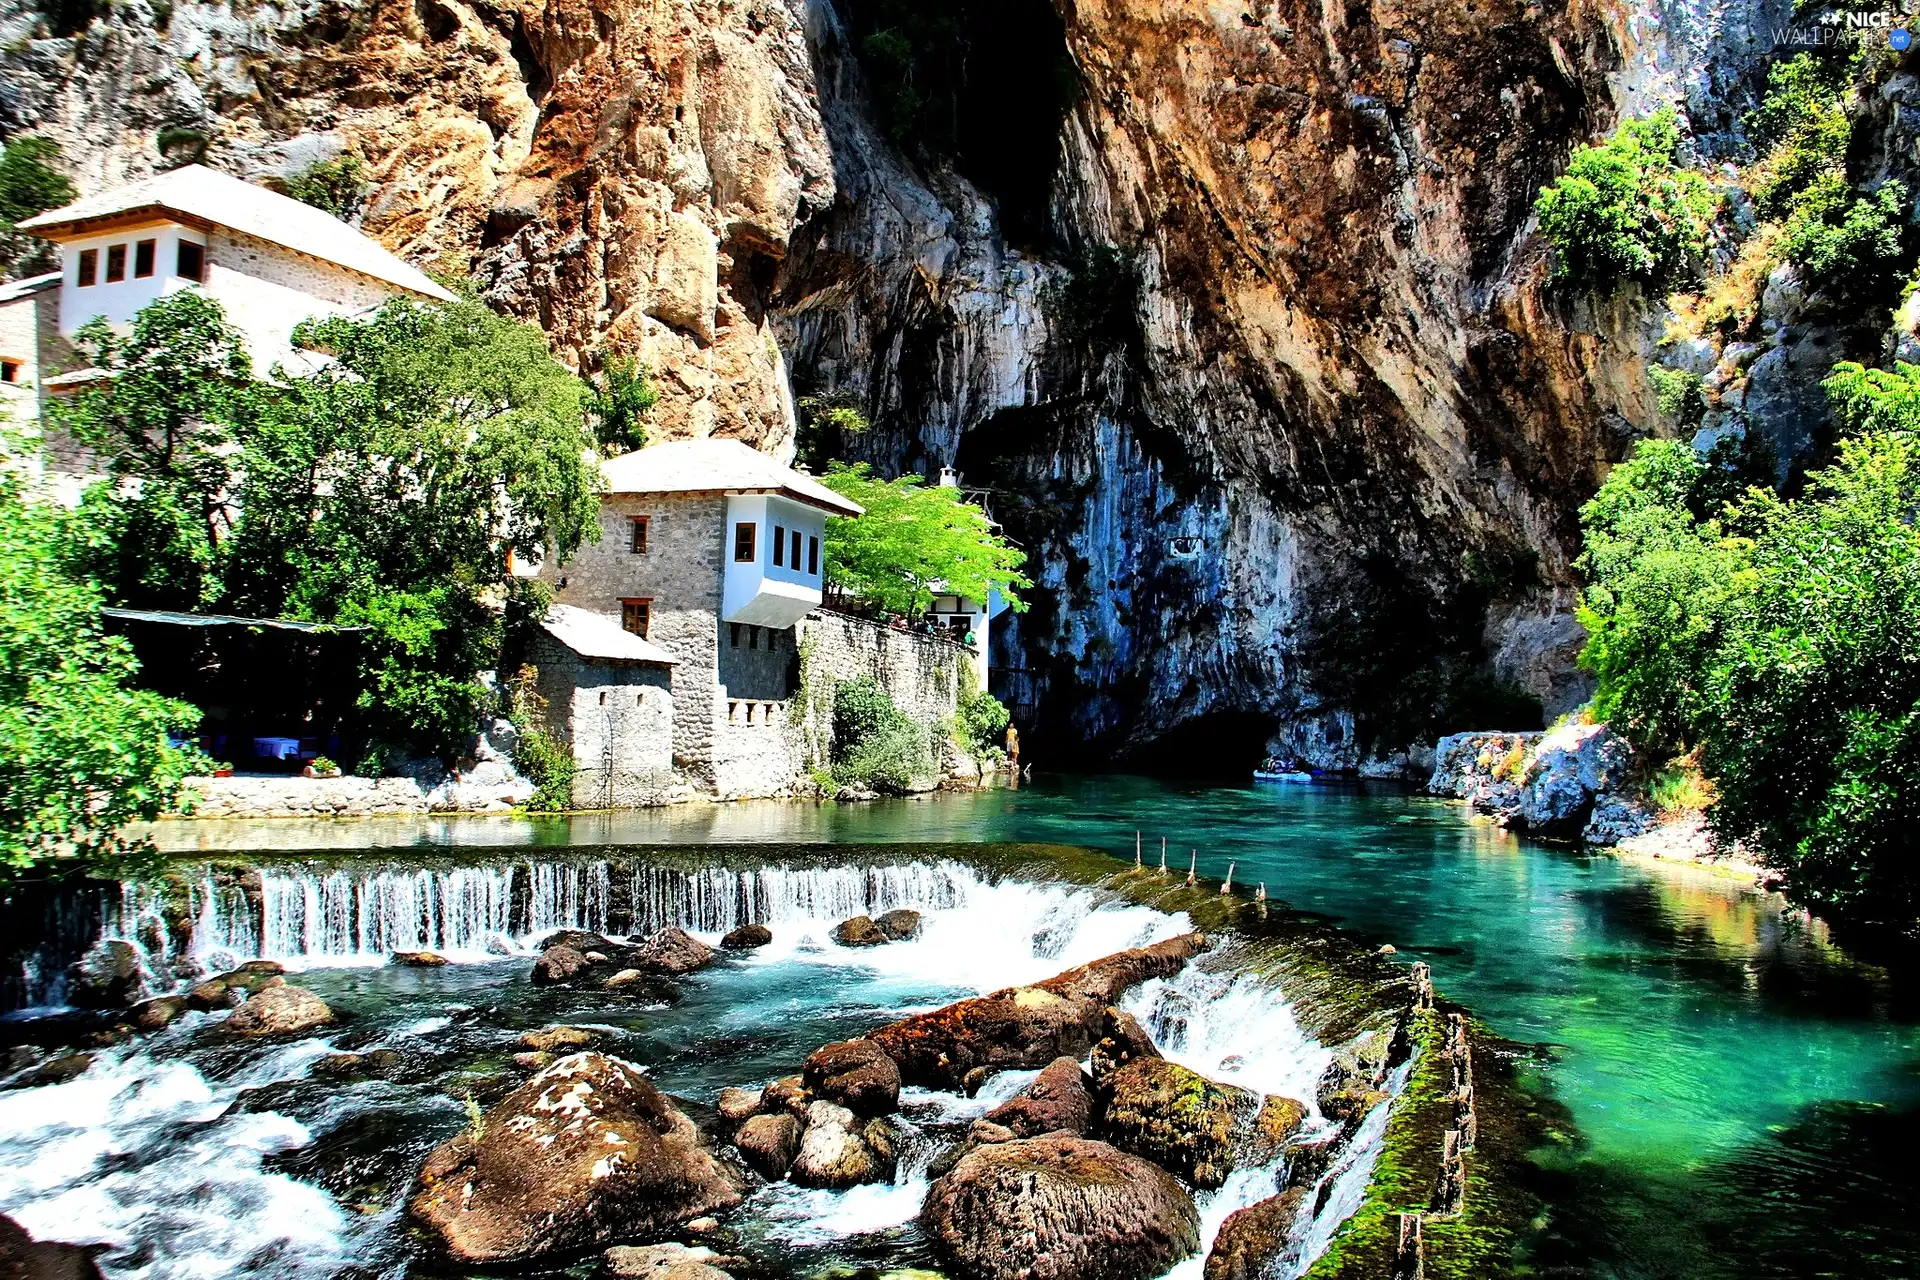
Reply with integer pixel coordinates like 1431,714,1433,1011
53,292,600,758
283,155,368,220
0,472,200,872
818,462,1031,617
589,353,658,454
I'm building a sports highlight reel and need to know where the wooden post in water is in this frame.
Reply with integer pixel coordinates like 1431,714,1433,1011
1159,837,1168,874
1432,1128,1465,1215
1392,1214,1424,1280
1255,882,1267,902
1135,830,1142,868
1221,862,1235,894
1186,850,1197,887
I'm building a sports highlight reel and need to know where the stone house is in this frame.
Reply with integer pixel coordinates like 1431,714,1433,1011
538,437,986,802
0,164,453,496
527,605,678,808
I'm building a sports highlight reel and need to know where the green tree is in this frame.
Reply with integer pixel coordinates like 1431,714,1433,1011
55,292,601,759
0,474,201,871
1746,53,1853,218
1534,107,1718,290
589,353,658,453
0,137,75,279
1575,438,1749,757
817,462,1031,617
1779,176,1909,301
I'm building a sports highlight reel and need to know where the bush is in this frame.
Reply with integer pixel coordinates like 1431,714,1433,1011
1779,177,1908,300
955,689,1011,757
283,156,368,220
1534,107,1718,291
506,666,574,812
818,463,1031,617
1649,365,1706,427
1746,53,1852,218
1576,397,1920,936
830,676,932,793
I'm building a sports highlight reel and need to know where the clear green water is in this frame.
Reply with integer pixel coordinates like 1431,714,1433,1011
154,775,1920,1278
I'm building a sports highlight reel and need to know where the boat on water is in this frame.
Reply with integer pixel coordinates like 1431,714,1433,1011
1253,757,1314,783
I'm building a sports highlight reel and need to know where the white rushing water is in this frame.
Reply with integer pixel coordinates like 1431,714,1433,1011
25,856,1398,1279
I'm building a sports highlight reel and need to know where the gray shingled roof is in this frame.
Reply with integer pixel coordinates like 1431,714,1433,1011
540,605,678,665
599,438,864,516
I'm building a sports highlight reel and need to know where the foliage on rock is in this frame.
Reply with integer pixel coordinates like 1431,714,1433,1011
829,676,931,794
282,155,367,220
0,136,73,279
1534,108,1717,291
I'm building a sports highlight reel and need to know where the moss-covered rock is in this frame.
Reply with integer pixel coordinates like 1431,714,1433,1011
1098,1057,1259,1189
1206,1187,1310,1280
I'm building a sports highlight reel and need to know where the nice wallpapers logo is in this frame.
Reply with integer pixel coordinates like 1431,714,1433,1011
1772,3,1917,48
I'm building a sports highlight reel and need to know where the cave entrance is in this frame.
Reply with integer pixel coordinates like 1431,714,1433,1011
1119,711,1276,781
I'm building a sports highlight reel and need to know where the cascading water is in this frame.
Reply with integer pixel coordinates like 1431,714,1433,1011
0,853,1404,1280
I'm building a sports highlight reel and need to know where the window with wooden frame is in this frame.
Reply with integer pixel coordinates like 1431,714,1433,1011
808,535,819,576
620,598,652,638
176,240,205,282
772,525,785,567
76,249,97,287
134,239,156,278
628,516,649,554
105,244,126,283
733,522,756,562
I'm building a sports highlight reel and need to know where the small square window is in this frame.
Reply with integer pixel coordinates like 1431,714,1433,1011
134,239,156,278
733,522,756,562
0,360,19,384
808,535,819,576
176,240,205,282
620,598,652,638
629,516,649,554
104,244,126,283
772,525,785,567
76,249,97,287
749,625,759,650
729,623,741,648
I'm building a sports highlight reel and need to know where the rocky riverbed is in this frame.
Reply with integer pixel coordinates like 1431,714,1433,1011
0,843,1554,1280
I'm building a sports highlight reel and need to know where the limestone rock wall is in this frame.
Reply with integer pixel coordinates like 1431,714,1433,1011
0,0,1820,770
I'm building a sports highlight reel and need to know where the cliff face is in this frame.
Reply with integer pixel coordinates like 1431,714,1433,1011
0,0,1795,769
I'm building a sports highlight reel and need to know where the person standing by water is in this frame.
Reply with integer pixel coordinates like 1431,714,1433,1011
1005,724,1020,771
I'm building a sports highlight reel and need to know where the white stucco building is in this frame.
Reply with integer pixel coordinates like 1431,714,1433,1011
0,164,453,478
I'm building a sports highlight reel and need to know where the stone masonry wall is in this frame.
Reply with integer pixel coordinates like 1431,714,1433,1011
547,492,726,786
525,631,676,809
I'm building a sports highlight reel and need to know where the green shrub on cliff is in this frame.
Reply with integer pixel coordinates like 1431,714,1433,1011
283,155,367,220
1578,396,1920,935
0,136,74,280
1534,107,1718,291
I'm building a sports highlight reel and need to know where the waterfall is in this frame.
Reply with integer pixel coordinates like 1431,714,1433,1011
117,856,991,967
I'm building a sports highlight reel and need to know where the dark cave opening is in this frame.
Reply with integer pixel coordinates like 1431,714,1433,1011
1118,711,1276,780
836,0,1078,246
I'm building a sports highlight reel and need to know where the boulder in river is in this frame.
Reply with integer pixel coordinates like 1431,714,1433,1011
66,940,145,1009
790,1100,897,1189
720,924,772,950
0,1211,104,1279
605,1242,740,1280
986,1055,1094,1137
631,927,715,975
1204,1188,1309,1280
871,934,1206,1089
535,929,615,954
921,1133,1200,1280
1099,1057,1260,1189
759,1074,812,1120
224,981,334,1036
1,1052,92,1090
715,1087,763,1124
186,963,286,1011
1088,1006,1162,1082
733,1111,802,1180
874,908,923,941
830,915,889,947
390,951,449,967
410,1052,744,1263
518,1026,604,1053
530,944,592,985
129,995,187,1033
801,1039,900,1116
